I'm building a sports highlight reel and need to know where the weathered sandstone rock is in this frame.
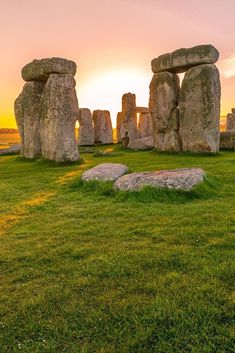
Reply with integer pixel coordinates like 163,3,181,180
220,132,235,150
116,112,126,142
226,110,235,132
128,136,154,150
138,112,153,138
179,64,221,153
82,163,128,182
40,74,79,162
93,110,113,144
0,143,21,155
151,45,219,74
149,72,181,152
122,93,138,142
136,107,149,114
14,81,45,158
114,168,205,191
22,57,76,82
78,108,95,146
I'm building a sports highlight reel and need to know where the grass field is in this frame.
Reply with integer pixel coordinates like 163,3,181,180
0,145,234,353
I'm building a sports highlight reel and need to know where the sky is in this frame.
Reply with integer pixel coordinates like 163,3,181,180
1,0,235,128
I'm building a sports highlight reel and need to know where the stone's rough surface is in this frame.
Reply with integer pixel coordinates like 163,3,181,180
116,112,126,142
40,74,79,162
138,112,153,138
149,72,181,152
82,163,128,182
0,144,21,155
122,93,138,142
220,132,235,150
152,45,219,74
226,111,235,132
179,64,221,153
128,136,154,150
22,57,77,82
136,107,150,114
14,81,45,158
114,168,205,192
78,108,95,146
93,110,113,144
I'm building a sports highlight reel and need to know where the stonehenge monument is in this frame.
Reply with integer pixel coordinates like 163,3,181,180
78,108,95,146
93,110,113,144
15,57,80,162
149,45,221,153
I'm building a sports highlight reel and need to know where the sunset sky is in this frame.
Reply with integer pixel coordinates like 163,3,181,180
1,0,235,128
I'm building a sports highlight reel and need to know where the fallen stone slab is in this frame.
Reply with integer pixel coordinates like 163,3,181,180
128,136,154,150
114,168,205,191
151,44,219,74
220,132,235,150
22,57,77,82
0,144,21,155
81,163,128,182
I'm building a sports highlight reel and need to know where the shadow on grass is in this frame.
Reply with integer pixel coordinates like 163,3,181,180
69,176,219,204
15,156,84,167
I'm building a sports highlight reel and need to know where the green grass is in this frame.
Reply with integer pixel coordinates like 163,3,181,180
0,145,235,353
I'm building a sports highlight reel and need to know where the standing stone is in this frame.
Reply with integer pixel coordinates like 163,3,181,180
149,72,181,152
116,112,126,142
40,74,79,162
138,112,153,138
14,81,45,158
122,93,138,142
179,64,221,153
78,108,95,146
93,110,113,144
226,109,235,132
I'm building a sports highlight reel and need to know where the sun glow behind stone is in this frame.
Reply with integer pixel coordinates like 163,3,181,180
77,68,152,127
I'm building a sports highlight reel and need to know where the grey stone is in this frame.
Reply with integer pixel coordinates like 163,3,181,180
149,72,181,152
14,81,45,158
93,110,113,144
22,57,76,82
179,64,221,153
82,163,128,182
116,112,126,142
78,108,95,146
136,107,150,114
128,136,154,150
226,111,235,132
151,45,219,74
40,74,80,162
0,143,21,155
122,93,138,142
114,168,205,191
138,112,153,138
220,132,235,150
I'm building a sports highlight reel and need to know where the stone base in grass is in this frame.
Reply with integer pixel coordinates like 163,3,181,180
114,168,205,191
81,163,128,182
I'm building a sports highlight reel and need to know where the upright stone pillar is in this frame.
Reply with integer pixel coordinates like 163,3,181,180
149,72,180,152
14,81,45,158
78,108,95,146
93,110,113,144
226,109,235,132
116,112,125,142
122,93,138,142
138,112,153,138
179,64,221,153
40,74,79,162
